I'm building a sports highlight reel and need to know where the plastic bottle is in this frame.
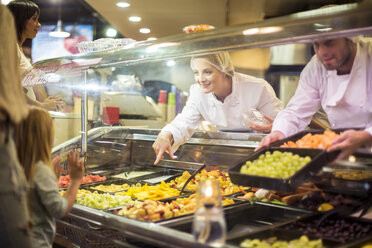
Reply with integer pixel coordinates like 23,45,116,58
192,180,226,247
167,92,176,123
158,90,167,123
193,204,226,247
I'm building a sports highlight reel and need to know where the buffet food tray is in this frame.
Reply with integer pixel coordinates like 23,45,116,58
228,148,327,192
111,167,189,183
228,227,340,247
311,174,372,197
58,174,109,190
167,201,311,237
105,195,241,225
269,129,343,161
228,211,372,247
232,188,366,214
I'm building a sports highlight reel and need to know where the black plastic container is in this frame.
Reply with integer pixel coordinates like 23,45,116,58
228,211,372,247
228,148,327,192
282,213,372,246
166,201,311,237
270,129,345,161
228,227,340,247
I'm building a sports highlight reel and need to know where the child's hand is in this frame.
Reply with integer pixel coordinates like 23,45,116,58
67,150,85,181
52,156,62,177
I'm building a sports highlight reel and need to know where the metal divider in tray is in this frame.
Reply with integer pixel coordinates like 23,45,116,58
134,168,188,185
227,210,372,247
81,178,140,194
228,148,328,192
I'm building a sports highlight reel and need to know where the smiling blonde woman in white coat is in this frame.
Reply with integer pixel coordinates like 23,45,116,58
152,52,282,164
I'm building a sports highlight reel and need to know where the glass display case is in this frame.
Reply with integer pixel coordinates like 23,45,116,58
24,2,372,248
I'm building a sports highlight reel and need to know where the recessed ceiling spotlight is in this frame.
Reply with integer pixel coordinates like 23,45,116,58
129,16,141,22
116,2,130,8
106,28,118,37
139,28,150,34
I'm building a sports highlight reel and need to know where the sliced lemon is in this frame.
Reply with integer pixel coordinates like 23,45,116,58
318,203,334,211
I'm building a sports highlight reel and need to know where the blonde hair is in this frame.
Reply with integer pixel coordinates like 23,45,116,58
0,6,28,124
191,52,235,77
15,107,55,182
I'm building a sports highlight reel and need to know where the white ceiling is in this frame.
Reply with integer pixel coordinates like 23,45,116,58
84,0,356,41
84,0,279,41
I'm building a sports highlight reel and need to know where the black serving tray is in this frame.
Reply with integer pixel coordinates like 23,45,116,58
228,211,372,248
270,129,344,162
281,213,372,247
228,227,341,247
228,148,327,192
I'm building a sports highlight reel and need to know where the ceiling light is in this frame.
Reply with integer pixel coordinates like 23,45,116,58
139,28,150,34
106,28,117,37
147,37,157,41
49,20,70,38
49,4,70,38
129,16,141,22
116,2,130,8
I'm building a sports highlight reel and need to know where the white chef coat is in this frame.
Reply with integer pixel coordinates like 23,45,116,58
162,72,282,148
273,38,372,137
16,44,35,99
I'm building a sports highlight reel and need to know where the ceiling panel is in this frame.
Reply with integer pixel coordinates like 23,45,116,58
85,0,227,40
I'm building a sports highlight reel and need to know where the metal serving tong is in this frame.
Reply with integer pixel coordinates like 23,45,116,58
179,164,206,196
158,159,206,196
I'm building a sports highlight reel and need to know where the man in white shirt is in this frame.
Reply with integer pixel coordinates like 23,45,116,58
258,37,372,162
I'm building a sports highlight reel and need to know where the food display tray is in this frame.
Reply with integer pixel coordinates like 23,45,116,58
269,129,343,161
166,201,311,237
58,175,110,191
136,168,187,185
227,227,341,247
228,211,372,247
228,148,327,192
232,189,366,214
311,174,372,198
80,178,140,194
105,195,241,225
281,213,372,246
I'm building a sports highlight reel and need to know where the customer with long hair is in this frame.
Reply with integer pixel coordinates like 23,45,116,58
15,106,84,247
8,0,65,111
0,5,31,247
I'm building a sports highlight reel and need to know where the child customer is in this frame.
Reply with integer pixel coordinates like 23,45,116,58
15,106,84,248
